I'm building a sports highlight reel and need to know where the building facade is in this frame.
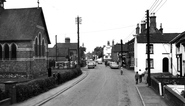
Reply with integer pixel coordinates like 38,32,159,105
127,14,179,74
0,1,50,78
170,31,185,77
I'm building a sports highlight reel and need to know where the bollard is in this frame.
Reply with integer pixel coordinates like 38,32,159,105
4,81,17,104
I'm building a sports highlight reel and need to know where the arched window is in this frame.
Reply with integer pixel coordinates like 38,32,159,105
35,37,38,57
4,44,9,60
11,43,17,60
42,39,45,56
39,33,42,57
0,45,2,60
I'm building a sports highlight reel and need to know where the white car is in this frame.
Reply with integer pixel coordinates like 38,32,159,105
110,62,119,69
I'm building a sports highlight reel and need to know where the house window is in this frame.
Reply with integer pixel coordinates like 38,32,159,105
35,37,38,57
146,58,154,69
11,43,17,60
146,44,153,54
42,39,45,56
4,44,9,60
0,45,2,60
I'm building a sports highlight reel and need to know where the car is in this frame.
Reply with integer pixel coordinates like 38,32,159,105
88,62,95,69
110,62,119,69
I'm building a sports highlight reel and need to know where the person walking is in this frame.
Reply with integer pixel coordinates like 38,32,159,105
120,67,123,75
138,69,143,83
135,72,139,84
144,68,148,84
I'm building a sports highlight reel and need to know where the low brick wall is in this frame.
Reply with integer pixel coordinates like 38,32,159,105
164,86,185,106
151,76,162,95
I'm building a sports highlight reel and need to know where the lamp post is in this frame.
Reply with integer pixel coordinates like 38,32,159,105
75,16,82,68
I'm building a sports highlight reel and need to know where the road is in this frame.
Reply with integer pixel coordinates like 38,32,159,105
42,64,143,106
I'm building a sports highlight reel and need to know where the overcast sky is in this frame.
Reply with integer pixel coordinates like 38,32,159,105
4,0,185,53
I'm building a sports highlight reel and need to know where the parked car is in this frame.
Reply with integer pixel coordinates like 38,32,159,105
88,62,95,69
110,62,119,69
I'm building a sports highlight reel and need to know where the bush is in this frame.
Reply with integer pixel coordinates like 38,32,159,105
0,88,9,101
16,68,82,103
16,77,56,102
56,68,82,85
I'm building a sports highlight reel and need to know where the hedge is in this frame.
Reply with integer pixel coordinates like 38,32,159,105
0,89,9,101
16,77,56,102
16,68,82,103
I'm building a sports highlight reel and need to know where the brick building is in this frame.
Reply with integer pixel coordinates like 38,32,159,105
0,1,51,78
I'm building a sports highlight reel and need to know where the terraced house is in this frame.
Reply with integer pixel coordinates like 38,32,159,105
127,14,179,74
0,0,50,78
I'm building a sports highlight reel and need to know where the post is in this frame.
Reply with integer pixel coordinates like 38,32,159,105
76,16,82,68
55,35,57,68
4,81,17,104
121,39,123,67
146,10,151,86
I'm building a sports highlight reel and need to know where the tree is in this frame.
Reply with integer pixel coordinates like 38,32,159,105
93,46,103,58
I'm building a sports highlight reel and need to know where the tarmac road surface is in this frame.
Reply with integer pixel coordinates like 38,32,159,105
42,64,143,106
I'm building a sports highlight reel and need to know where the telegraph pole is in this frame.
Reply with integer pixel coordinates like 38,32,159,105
121,39,123,67
55,35,57,62
146,10,151,86
76,16,82,68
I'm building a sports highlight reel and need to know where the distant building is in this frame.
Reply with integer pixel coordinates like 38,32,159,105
48,37,77,62
111,43,128,66
103,41,112,61
0,1,51,78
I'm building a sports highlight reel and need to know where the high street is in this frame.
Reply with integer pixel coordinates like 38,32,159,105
42,64,143,106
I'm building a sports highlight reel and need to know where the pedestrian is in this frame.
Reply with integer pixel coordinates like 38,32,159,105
138,69,143,83
135,72,139,84
120,67,123,75
144,68,148,84
47,67,52,77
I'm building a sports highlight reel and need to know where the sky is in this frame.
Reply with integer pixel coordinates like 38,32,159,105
4,0,185,53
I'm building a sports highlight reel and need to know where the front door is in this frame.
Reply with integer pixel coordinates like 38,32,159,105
163,57,169,72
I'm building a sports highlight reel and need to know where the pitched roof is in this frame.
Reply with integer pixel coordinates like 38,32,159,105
112,43,128,53
53,43,78,49
137,33,179,43
170,31,185,43
0,7,50,43
49,43,78,57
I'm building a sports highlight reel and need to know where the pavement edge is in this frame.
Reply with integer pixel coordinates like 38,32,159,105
34,70,89,106
135,85,145,106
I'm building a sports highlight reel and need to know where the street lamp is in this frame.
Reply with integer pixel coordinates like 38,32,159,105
75,16,82,68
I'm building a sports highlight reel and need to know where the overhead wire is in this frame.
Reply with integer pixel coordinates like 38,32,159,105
155,0,167,13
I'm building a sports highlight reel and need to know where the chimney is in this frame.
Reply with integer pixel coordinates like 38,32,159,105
65,37,70,43
112,40,114,46
136,23,140,34
159,23,163,34
141,21,146,33
150,13,156,28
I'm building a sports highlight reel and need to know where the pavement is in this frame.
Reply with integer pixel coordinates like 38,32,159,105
135,82,170,106
12,70,89,106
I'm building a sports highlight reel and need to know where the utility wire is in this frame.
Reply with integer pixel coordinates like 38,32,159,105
151,0,163,13
149,0,159,12
155,0,167,13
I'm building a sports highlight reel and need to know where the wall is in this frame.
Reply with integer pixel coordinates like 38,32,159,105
136,43,171,74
